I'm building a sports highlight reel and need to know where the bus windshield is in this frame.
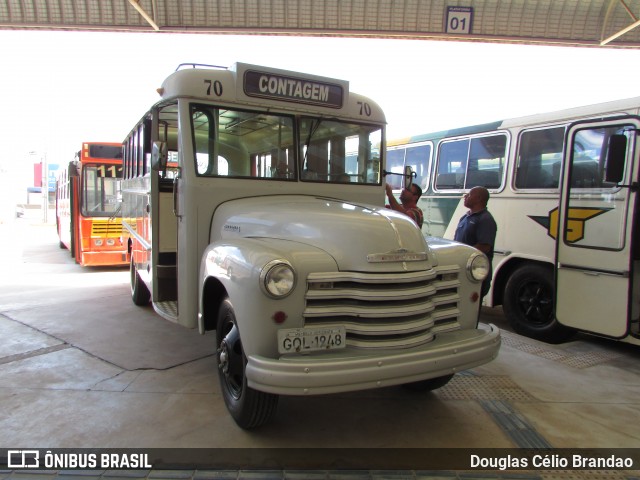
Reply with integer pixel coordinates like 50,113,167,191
301,118,381,184
82,163,122,216
190,104,381,184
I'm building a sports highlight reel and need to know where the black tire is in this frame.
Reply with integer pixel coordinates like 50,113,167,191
403,374,454,392
503,264,573,343
130,256,150,306
216,298,278,429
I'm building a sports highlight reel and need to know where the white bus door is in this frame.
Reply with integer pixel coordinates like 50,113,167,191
556,117,639,338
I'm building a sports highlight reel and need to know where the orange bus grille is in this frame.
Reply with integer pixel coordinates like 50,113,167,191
91,219,123,238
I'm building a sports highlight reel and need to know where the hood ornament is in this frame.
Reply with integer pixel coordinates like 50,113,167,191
367,248,428,263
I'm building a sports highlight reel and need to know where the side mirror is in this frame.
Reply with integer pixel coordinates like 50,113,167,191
403,165,416,190
605,134,626,184
151,141,168,172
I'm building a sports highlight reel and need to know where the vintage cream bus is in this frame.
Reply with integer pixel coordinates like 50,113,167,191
121,63,500,428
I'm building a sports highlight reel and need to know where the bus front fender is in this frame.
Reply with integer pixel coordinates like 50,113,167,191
199,238,338,356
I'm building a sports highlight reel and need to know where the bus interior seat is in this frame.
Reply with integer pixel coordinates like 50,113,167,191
436,173,461,189
465,170,501,189
571,161,600,188
517,163,556,188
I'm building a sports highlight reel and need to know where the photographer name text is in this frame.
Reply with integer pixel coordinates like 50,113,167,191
471,454,634,470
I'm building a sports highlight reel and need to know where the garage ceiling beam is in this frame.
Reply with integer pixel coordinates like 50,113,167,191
601,0,640,45
128,0,160,31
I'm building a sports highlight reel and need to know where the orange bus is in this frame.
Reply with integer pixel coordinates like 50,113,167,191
56,142,128,267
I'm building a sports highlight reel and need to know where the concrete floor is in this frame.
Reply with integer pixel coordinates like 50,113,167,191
1,219,639,477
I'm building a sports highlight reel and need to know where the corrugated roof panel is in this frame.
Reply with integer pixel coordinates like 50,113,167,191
1,0,640,47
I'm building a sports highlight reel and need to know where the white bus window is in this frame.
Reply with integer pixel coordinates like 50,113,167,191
386,148,405,189
466,135,506,189
192,105,295,179
515,127,564,189
569,126,631,190
301,119,381,184
565,125,633,250
405,144,431,192
435,139,468,189
436,135,506,190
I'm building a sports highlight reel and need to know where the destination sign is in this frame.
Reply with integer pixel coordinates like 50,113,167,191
243,70,344,108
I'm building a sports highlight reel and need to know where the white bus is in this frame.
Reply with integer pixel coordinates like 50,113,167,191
388,97,640,345
121,63,500,428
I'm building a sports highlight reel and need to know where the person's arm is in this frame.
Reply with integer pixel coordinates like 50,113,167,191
474,214,497,255
385,184,402,211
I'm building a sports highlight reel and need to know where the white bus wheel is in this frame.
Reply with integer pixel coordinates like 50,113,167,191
503,264,573,343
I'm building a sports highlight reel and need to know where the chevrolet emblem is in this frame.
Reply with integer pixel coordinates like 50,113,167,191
367,249,428,263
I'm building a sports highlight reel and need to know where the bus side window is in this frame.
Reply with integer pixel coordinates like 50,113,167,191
436,139,467,190
405,144,431,192
157,110,179,181
464,134,506,189
516,126,564,189
386,148,405,189
569,126,632,190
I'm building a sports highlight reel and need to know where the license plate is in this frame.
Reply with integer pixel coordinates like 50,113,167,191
278,326,346,354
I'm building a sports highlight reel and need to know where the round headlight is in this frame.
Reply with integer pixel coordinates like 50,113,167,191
94,239,103,246
260,260,296,298
467,253,490,282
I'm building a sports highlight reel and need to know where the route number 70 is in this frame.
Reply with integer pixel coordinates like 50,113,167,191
357,101,372,117
204,79,223,97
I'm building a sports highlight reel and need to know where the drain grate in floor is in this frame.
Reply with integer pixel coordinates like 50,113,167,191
500,330,625,369
480,398,552,448
435,373,536,402
560,350,626,369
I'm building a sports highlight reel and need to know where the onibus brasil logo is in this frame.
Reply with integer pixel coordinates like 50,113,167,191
529,207,610,243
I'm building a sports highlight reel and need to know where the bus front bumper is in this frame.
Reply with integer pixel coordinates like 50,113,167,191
246,324,500,396
81,251,129,267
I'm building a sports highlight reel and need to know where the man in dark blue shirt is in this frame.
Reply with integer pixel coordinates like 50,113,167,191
454,186,497,298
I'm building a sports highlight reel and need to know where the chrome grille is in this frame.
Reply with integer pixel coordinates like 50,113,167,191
304,266,461,349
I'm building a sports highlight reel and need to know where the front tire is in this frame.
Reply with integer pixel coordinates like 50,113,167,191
130,256,150,306
503,264,573,343
216,298,278,429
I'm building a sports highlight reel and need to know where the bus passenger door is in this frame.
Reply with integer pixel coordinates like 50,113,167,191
555,117,639,338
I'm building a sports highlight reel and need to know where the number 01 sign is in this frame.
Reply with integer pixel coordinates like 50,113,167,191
446,6,473,35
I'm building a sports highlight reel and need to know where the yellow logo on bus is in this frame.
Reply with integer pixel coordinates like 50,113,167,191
530,207,610,243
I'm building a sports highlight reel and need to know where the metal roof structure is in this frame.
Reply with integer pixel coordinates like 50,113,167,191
2,0,640,48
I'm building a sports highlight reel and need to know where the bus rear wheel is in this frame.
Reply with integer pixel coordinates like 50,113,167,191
130,256,150,306
216,298,278,429
503,264,573,343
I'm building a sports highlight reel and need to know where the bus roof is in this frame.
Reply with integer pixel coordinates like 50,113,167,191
500,95,640,128
155,62,385,123
388,120,503,147
389,95,640,146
